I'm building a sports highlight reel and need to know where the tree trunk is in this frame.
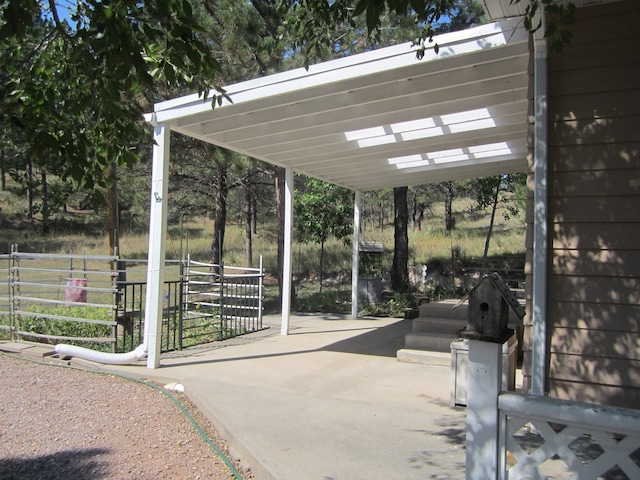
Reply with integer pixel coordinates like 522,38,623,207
391,186,409,293
245,182,253,267
482,177,501,269
319,238,325,294
251,182,258,235
41,171,49,234
106,163,119,255
211,164,228,271
411,189,423,232
444,181,454,234
27,160,34,220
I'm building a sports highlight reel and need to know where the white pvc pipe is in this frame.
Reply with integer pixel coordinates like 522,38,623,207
54,344,146,365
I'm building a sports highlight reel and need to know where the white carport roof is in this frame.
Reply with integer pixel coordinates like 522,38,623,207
148,18,530,192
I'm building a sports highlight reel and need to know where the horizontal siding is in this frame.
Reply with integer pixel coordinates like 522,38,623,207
549,353,640,387
547,327,640,360
551,170,640,197
548,36,640,72
549,114,640,146
557,0,640,47
525,217,640,246
548,378,640,409
548,142,640,172
521,0,640,407
550,91,640,123
551,249,640,277
546,275,640,304
548,197,639,222
549,65,640,97
551,224,639,250
547,301,640,332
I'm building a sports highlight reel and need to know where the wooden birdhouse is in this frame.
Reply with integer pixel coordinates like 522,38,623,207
456,273,525,342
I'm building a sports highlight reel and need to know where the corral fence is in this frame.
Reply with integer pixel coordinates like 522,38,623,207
0,246,264,354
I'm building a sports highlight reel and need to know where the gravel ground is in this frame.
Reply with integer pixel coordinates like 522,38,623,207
0,353,248,480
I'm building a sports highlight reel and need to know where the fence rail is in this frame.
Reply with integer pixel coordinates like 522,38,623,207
0,248,265,354
7,246,119,350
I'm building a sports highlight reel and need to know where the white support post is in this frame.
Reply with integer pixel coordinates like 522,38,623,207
351,191,361,318
531,19,549,396
144,121,170,369
281,167,294,335
465,340,503,480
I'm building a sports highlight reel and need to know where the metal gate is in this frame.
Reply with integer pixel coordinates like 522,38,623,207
182,255,264,346
2,246,119,352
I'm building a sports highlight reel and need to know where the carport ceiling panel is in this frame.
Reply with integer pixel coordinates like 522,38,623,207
284,107,526,162
349,158,528,191
311,140,527,184
155,19,530,191
302,138,528,179
234,92,528,154
190,43,530,146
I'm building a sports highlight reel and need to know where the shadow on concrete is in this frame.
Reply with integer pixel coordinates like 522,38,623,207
321,318,413,357
158,316,413,367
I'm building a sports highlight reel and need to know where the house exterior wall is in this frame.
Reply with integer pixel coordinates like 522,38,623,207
523,0,640,408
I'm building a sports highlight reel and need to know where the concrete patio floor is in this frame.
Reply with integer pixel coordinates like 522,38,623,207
104,313,468,479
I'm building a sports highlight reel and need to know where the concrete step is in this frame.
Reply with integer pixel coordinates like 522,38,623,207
0,342,56,359
396,349,450,366
419,300,467,320
404,332,458,353
412,317,466,334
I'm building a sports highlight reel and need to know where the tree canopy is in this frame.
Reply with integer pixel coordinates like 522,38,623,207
0,0,223,194
279,0,574,64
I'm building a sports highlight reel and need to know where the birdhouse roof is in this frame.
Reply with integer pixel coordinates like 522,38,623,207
453,272,525,318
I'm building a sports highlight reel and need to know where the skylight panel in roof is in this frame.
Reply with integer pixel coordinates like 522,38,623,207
344,107,502,149
390,118,436,133
387,142,514,170
344,126,387,141
469,142,512,158
400,127,444,141
357,135,397,147
441,108,490,124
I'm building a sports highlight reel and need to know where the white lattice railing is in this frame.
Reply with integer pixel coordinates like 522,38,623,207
498,393,640,480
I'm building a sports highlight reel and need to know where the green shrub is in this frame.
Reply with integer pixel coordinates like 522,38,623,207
17,304,114,352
